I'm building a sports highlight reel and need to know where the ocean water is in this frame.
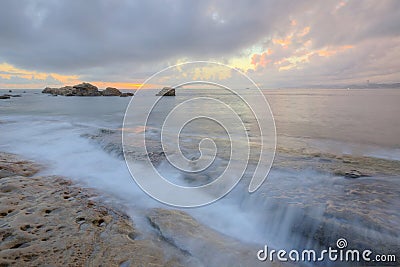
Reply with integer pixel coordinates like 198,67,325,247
1,88,399,264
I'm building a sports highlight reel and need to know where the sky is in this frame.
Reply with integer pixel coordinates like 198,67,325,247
0,0,399,89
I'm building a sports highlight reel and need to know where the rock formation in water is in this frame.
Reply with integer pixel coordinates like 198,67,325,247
73,83,101,96
119,92,134,97
42,83,132,97
156,87,175,96
102,87,122,96
0,94,21,99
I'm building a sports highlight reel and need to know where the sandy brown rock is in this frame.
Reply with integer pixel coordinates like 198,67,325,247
0,152,41,177
0,175,175,266
0,153,196,267
102,87,122,96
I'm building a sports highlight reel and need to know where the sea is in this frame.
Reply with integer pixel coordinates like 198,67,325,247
1,88,399,265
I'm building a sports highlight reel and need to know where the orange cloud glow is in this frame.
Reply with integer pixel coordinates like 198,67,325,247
272,36,292,48
316,45,354,57
297,26,310,38
335,1,348,11
0,62,80,85
251,43,354,72
90,81,153,89
251,49,273,68
0,62,159,89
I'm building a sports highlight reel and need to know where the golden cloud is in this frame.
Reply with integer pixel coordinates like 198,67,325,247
0,62,80,85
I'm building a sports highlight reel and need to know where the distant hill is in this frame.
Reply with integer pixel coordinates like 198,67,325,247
346,83,400,89
294,82,400,89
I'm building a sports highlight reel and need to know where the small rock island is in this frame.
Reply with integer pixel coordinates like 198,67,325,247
0,94,21,99
42,82,134,97
156,87,175,96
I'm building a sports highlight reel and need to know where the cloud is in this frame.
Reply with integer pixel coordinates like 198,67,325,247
0,62,80,85
0,0,399,88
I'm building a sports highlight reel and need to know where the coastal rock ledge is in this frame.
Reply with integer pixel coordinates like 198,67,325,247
42,83,133,97
0,152,191,266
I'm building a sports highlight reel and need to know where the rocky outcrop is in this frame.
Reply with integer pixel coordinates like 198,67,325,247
42,87,55,94
276,147,400,177
72,83,101,96
0,94,22,99
343,169,365,178
156,87,175,96
147,209,278,267
42,83,100,96
101,87,122,96
42,83,132,97
120,92,134,97
0,152,196,266
0,152,41,177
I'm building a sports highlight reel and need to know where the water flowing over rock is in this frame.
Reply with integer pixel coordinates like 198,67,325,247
147,208,278,267
156,87,175,96
0,152,199,266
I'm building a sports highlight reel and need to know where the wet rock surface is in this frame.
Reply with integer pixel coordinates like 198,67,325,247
0,152,287,267
83,128,166,166
85,127,400,178
0,152,41,177
147,208,282,267
0,153,202,266
275,147,400,177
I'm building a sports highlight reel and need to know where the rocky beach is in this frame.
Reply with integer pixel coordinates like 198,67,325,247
0,152,286,267
1,142,399,266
